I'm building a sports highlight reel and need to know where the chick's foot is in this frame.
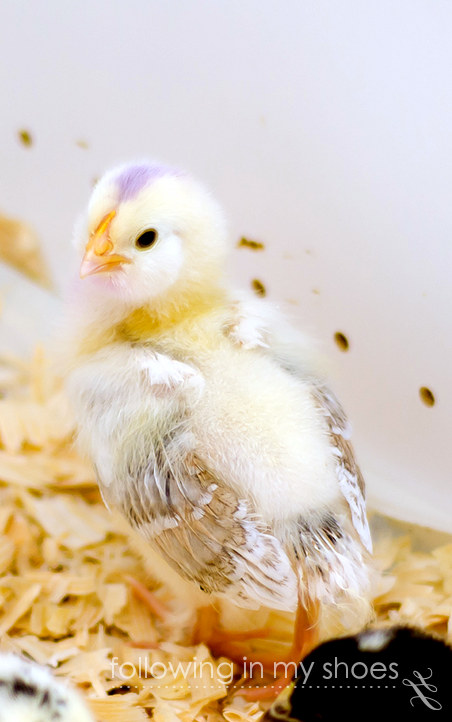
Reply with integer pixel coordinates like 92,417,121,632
235,599,319,701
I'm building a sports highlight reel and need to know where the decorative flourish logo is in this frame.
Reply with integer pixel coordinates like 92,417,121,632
402,668,442,711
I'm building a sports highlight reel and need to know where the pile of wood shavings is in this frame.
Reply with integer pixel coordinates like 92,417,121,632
0,349,451,722
372,529,452,636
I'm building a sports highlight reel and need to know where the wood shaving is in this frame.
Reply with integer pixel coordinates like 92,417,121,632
0,214,52,288
0,351,450,721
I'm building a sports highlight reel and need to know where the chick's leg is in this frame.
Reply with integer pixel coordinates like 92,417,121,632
192,606,271,655
127,582,271,656
235,599,319,700
125,575,172,649
125,575,172,620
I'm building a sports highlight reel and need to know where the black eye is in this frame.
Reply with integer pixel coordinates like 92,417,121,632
135,229,158,249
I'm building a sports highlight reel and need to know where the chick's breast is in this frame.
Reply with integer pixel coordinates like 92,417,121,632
188,339,340,525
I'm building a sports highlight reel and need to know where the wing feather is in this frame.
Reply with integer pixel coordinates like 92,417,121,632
310,383,372,553
263,330,372,556
104,410,298,611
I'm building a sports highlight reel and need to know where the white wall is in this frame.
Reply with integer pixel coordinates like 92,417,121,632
0,1,451,531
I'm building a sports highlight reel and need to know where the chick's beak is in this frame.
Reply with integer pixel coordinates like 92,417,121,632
80,209,131,278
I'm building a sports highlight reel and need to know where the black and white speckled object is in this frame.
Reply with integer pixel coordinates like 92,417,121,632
0,653,93,722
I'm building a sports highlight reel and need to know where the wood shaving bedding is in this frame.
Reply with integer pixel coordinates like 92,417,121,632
0,214,52,288
0,350,451,721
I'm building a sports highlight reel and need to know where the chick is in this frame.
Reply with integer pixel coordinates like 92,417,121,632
264,626,452,721
64,161,372,695
0,653,94,722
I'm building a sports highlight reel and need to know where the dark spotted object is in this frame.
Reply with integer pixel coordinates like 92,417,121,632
0,652,93,721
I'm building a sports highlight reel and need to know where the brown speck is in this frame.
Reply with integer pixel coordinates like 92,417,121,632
305,249,313,256
251,279,266,297
107,685,138,696
312,288,320,295
76,139,89,149
238,237,265,251
18,129,32,147
419,386,435,407
334,331,349,351
92,177,99,187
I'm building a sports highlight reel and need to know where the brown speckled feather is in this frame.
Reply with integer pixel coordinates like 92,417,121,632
100,410,298,611
310,382,372,553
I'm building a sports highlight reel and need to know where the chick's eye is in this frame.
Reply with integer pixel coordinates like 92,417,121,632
135,229,158,249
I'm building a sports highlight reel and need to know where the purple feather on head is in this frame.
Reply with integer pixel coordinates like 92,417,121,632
115,162,181,203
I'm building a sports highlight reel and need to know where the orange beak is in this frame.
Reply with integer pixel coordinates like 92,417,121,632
80,209,131,278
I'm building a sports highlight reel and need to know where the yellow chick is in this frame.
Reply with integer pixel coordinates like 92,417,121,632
64,161,372,697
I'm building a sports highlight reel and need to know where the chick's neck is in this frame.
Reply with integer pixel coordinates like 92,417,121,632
78,281,228,355
116,284,227,343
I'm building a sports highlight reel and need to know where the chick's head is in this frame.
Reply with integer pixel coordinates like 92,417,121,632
75,162,227,307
